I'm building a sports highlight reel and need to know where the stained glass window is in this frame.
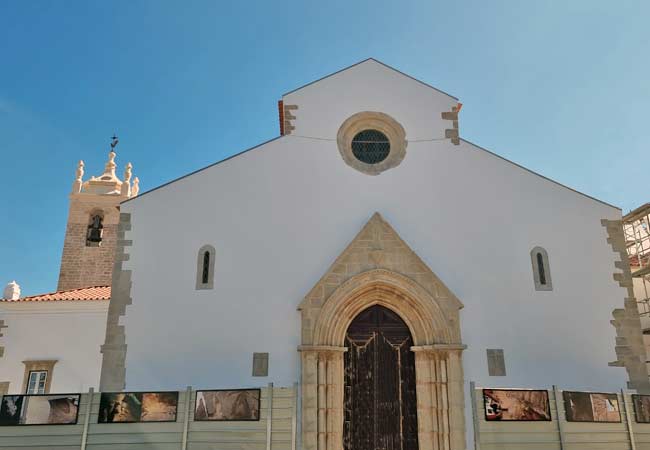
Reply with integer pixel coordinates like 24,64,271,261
351,129,390,164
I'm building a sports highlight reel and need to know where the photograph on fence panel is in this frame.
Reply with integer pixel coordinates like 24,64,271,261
0,395,23,426
482,389,551,421
141,392,178,422
194,389,261,421
563,391,621,422
632,394,650,423
98,391,178,423
22,395,80,425
0,394,79,425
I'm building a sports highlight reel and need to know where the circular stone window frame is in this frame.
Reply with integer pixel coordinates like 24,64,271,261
337,111,407,176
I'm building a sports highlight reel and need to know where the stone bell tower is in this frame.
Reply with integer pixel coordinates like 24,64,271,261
57,138,140,291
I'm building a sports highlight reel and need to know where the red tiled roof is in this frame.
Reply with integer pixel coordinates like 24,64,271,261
4,286,111,302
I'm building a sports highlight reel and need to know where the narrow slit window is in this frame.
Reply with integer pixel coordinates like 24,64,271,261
196,245,215,290
536,252,546,285
531,246,552,291
202,251,210,284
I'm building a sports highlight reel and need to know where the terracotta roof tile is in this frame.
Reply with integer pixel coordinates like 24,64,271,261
4,286,111,302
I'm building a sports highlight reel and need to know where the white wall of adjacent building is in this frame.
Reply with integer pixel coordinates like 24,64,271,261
0,301,108,394
118,60,629,447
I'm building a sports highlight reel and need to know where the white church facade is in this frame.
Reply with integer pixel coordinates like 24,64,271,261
2,59,648,450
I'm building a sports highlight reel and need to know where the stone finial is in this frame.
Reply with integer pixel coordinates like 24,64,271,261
81,146,123,195
104,151,117,178
123,163,132,183
72,160,84,194
3,281,20,301
131,177,140,197
121,162,132,197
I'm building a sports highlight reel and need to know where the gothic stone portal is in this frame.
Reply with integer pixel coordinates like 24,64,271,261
299,270,466,450
298,215,466,450
344,305,418,450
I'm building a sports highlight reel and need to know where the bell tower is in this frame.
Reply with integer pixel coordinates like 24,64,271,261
57,138,140,291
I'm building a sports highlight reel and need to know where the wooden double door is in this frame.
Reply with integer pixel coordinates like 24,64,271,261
343,305,419,450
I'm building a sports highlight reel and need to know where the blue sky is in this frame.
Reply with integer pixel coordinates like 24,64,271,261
1,1,649,296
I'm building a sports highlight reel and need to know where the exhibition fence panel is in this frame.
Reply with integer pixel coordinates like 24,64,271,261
471,383,650,450
7,382,650,449
0,393,88,450
0,384,297,450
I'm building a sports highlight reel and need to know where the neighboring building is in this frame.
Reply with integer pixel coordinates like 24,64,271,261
0,287,109,395
0,146,138,395
1,59,648,450
623,203,650,370
94,59,647,450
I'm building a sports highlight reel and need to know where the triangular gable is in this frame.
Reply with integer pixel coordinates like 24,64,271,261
283,58,458,101
299,213,463,337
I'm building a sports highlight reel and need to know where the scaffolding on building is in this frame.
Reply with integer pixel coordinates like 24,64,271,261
623,203,650,323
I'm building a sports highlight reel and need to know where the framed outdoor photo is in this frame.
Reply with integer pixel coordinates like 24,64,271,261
483,389,551,421
22,395,80,425
98,391,178,423
194,389,261,421
632,395,650,423
0,394,80,426
0,395,23,426
563,391,621,423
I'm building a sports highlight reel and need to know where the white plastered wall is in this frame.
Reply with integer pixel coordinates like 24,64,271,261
0,301,108,394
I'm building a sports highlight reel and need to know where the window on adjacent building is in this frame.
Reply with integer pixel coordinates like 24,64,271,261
196,245,216,290
26,370,48,394
86,214,104,246
530,246,553,291
22,360,57,394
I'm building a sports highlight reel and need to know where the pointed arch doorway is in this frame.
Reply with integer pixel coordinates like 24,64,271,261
298,213,467,450
344,305,418,450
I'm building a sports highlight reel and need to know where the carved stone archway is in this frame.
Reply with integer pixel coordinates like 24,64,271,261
298,214,466,450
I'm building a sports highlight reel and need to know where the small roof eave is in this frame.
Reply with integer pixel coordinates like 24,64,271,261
3,285,111,303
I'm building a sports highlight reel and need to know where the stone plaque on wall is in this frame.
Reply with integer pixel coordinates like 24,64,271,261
252,352,269,377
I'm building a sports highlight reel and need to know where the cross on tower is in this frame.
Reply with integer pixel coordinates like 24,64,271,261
110,134,119,150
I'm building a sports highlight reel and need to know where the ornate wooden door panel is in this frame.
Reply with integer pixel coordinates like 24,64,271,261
344,306,419,450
